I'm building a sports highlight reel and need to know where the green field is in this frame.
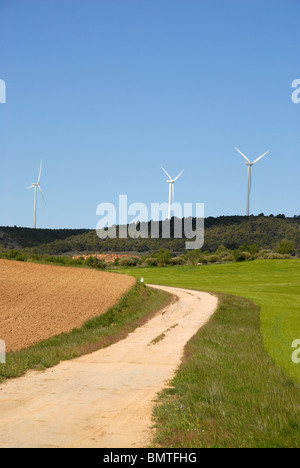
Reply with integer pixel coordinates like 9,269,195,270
118,260,300,384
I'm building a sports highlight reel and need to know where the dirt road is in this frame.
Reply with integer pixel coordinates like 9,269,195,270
0,285,218,448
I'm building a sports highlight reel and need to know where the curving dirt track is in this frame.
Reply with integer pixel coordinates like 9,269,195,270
0,259,135,352
0,285,218,448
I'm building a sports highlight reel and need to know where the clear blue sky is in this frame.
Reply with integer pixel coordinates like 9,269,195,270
0,0,299,229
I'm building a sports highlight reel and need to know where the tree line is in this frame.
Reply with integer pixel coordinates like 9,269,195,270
0,216,299,256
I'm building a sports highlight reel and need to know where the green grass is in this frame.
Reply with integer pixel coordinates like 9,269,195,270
0,282,171,384
118,260,300,384
152,294,300,448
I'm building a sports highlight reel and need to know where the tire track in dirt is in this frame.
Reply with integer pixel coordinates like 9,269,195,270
0,285,218,448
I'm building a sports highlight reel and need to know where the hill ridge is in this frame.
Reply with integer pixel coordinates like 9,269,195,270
1,215,299,255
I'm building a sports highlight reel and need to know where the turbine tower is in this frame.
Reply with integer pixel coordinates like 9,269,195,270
161,167,184,220
26,161,45,229
234,148,269,216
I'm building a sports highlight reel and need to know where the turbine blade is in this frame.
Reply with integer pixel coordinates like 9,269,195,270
26,185,34,189
234,147,250,163
252,150,270,164
38,161,42,183
161,167,172,180
38,185,46,203
173,169,184,182
172,183,175,202
249,166,252,194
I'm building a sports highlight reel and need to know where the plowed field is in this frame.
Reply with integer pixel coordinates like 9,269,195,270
0,260,135,352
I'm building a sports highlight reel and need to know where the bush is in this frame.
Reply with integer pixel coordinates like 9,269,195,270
216,245,230,255
52,256,67,265
208,254,219,263
154,249,172,266
69,257,84,266
44,256,56,263
234,251,253,262
255,249,273,259
239,243,260,255
201,255,210,264
265,253,285,260
0,249,26,261
84,256,106,269
15,253,27,262
276,240,295,255
119,257,136,267
220,253,235,263
171,256,186,266
144,258,158,267
185,250,201,266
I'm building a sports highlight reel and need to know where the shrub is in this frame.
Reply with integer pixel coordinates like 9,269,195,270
53,256,67,265
119,257,136,267
265,253,285,260
255,249,273,259
95,259,106,269
216,245,229,255
208,254,219,263
70,257,84,266
15,253,26,262
154,249,172,266
144,257,158,267
84,256,106,269
276,240,295,255
44,256,56,263
171,256,186,266
220,253,235,263
201,255,210,264
234,251,253,262
185,249,201,265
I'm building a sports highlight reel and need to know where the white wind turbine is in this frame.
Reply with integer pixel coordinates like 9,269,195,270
161,167,184,220
234,147,270,216
26,161,45,229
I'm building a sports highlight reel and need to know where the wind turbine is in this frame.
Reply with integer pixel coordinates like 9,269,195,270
161,167,184,219
26,161,45,229
234,147,270,216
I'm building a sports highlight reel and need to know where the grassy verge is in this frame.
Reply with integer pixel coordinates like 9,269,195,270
0,282,171,384
152,293,300,448
116,260,300,383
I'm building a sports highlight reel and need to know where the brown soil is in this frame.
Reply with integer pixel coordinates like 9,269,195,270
0,259,135,352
